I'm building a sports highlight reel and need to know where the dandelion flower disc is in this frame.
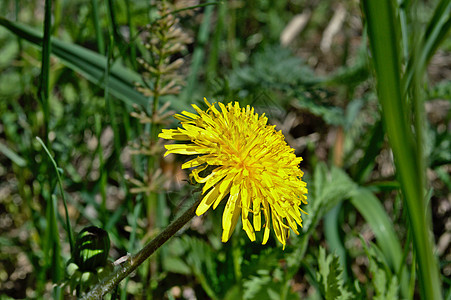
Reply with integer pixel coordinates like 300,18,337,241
159,98,308,248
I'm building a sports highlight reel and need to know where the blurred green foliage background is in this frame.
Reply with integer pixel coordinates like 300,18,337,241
0,0,450,299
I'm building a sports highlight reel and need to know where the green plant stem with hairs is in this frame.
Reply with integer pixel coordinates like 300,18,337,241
82,197,201,299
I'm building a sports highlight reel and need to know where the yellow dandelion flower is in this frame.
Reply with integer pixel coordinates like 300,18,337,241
159,98,308,248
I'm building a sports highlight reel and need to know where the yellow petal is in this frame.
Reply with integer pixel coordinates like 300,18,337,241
190,165,209,183
272,211,285,247
182,156,207,169
158,129,190,140
262,200,271,244
164,144,210,156
263,224,270,245
242,218,256,241
178,111,198,120
202,168,228,193
212,173,236,209
196,185,221,216
221,183,241,242
251,183,262,231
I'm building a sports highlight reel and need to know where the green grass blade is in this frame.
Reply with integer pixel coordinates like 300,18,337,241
0,141,27,167
43,194,63,283
323,203,348,279
106,0,123,49
91,0,105,54
125,0,137,68
362,1,442,299
0,17,149,107
404,0,451,92
36,137,75,252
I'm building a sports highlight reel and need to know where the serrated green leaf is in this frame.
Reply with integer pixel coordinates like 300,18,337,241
361,237,399,300
229,45,320,91
373,265,387,299
325,255,343,300
317,247,353,300
386,276,399,300
243,273,271,300
162,257,191,275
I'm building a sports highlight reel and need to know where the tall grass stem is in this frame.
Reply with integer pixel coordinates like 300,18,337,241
362,1,442,298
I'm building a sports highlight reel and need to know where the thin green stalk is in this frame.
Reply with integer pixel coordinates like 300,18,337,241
48,195,63,282
52,0,61,36
106,0,123,48
14,0,25,89
398,0,409,61
125,0,136,69
91,0,105,54
82,197,202,299
95,114,107,224
38,0,52,143
36,137,75,253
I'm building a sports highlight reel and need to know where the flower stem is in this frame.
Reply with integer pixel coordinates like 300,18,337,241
81,197,201,300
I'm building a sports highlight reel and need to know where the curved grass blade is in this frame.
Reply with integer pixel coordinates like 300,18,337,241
404,0,451,92
36,137,74,252
350,188,409,298
323,203,349,280
0,17,149,107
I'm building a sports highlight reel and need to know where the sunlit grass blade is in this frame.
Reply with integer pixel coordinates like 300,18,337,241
362,1,442,299
0,17,149,107
0,141,26,167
